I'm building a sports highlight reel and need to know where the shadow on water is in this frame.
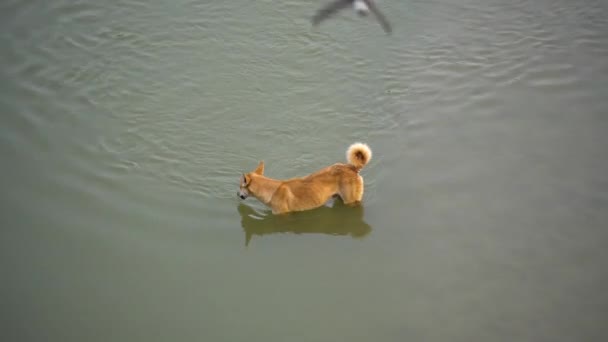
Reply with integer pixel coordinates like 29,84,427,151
237,200,372,246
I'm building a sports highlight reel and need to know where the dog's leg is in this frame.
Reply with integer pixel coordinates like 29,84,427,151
341,176,364,205
270,186,292,215
271,202,290,215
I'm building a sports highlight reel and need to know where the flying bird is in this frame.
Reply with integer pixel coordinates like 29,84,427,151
312,0,392,34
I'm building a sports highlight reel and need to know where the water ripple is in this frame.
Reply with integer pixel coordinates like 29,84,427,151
2,0,607,229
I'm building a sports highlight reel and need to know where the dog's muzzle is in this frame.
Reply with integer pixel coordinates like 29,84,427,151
238,189,249,200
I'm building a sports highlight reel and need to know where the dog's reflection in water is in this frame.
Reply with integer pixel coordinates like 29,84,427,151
238,200,372,246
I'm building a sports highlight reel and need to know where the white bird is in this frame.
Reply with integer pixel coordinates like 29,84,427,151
312,0,392,34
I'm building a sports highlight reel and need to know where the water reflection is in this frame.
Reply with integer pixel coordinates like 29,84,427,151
238,200,372,246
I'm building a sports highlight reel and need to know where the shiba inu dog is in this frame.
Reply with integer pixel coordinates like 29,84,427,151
238,143,372,215
312,0,392,34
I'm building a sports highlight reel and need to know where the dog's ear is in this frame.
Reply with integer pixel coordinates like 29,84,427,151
242,173,250,185
254,161,264,175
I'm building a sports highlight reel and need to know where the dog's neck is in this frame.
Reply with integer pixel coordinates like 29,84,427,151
248,175,282,205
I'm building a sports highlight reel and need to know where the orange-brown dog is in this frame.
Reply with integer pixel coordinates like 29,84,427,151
238,142,372,214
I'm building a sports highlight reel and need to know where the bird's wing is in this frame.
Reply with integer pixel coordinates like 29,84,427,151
364,0,392,34
312,0,352,26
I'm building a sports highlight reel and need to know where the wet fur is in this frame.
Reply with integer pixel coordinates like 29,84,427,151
239,143,372,215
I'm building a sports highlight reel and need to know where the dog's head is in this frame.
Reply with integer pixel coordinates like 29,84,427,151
238,161,264,200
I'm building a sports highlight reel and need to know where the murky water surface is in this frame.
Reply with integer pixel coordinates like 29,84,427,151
2,0,607,341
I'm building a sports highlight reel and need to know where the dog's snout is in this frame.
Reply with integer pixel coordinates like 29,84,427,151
238,187,249,200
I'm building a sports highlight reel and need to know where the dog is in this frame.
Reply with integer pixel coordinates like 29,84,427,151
238,142,372,215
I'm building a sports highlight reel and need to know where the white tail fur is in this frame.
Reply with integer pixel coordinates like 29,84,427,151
346,142,372,170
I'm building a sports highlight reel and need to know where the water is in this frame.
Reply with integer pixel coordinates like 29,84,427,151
2,0,608,341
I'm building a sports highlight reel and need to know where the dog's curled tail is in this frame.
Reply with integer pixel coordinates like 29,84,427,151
346,142,372,170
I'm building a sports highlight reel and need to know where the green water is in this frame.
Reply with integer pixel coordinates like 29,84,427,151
2,0,608,341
